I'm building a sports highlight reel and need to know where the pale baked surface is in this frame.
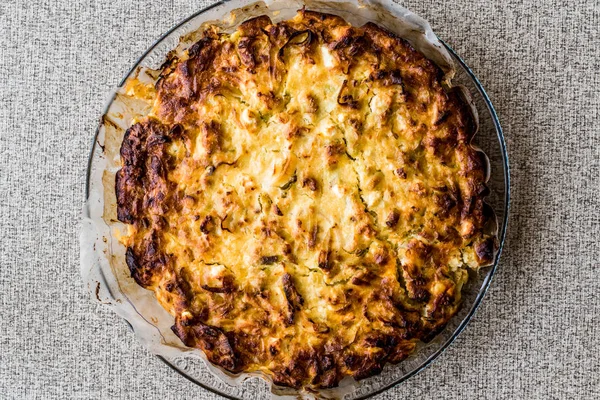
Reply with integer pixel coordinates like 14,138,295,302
116,10,495,389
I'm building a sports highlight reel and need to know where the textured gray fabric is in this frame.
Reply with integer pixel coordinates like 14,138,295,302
1,0,599,398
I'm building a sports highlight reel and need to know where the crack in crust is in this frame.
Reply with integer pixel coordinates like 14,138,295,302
116,10,496,390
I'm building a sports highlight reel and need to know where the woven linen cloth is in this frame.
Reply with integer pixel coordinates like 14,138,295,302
1,0,598,398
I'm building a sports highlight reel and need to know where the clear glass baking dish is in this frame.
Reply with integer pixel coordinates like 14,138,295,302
81,1,510,398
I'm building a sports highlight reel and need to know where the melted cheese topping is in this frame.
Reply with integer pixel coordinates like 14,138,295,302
116,11,495,390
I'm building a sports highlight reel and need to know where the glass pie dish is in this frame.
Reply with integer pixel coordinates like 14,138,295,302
81,0,510,398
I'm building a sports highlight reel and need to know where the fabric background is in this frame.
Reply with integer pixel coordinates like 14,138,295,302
1,0,598,398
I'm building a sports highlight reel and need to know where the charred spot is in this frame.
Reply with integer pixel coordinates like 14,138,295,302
434,110,451,126
146,133,171,147
199,215,214,234
171,317,239,372
272,356,316,389
307,226,319,249
477,182,490,196
475,238,495,264
200,284,231,294
179,59,192,79
125,247,143,285
422,135,445,156
269,344,279,355
440,292,453,306
387,341,416,364
388,69,403,85
260,255,279,265
237,37,258,69
371,69,404,87
162,37,220,102
372,70,386,80
318,250,332,271
447,87,477,140
125,232,165,288
334,31,367,60
331,32,353,51
343,354,359,369
435,192,457,215
320,354,335,371
194,324,237,371
351,269,376,286
235,17,273,70
326,141,346,157
116,120,173,225
238,15,272,36
363,333,396,349
119,123,146,164
305,94,319,113
115,170,139,224
272,373,302,390
265,22,291,39
188,37,214,58
180,194,196,208
309,319,330,333
407,239,432,258
465,149,485,173
282,272,304,319
317,369,340,389
374,249,389,266
385,210,400,228
219,62,237,73
286,125,308,139
201,275,236,294
302,177,318,191
151,215,168,230
348,117,363,133
206,76,222,93
395,167,407,179
282,273,304,306
409,286,430,302
200,121,222,155
352,360,384,381
461,196,485,225
428,288,454,317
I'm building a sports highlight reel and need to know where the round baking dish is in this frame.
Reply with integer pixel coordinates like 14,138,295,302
81,1,510,398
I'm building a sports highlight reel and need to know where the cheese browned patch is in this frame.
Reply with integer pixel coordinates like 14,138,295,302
116,10,495,390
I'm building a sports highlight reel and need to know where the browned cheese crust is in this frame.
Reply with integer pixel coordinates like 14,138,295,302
115,10,496,390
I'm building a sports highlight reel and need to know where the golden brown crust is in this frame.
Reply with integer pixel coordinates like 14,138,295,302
116,10,496,390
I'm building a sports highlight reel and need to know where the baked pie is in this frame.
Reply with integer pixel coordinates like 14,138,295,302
116,10,495,390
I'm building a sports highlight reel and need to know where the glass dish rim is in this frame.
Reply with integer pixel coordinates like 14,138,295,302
84,1,511,398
